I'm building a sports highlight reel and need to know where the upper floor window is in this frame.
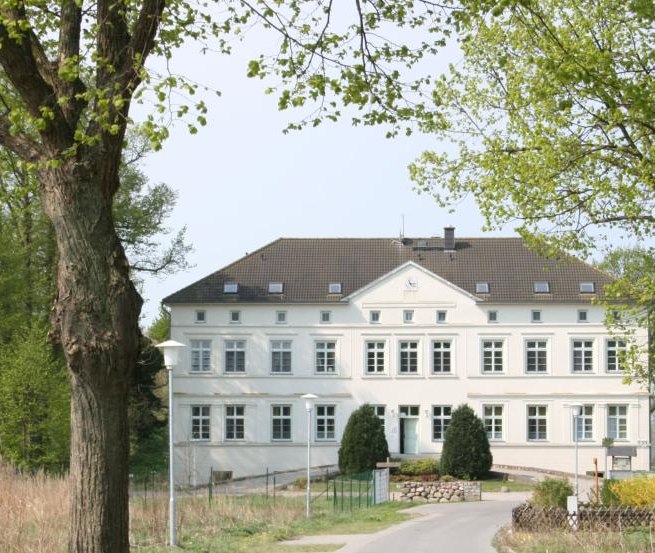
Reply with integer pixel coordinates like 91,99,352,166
315,341,336,373
320,311,332,324
481,340,504,373
579,282,596,294
369,310,381,324
607,340,627,372
195,310,206,323
276,310,287,324
483,405,503,441
191,405,210,441
225,405,245,440
268,282,284,294
230,310,241,323
328,282,342,294
488,310,498,323
223,282,238,294
190,339,211,372
572,339,594,372
531,310,542,323
578,310,588,323
476,282,490,294
366,341,386,374
432,341,452,374
527,405,548,441
224,340,245,373
316,405,336,440
436,310,447,323
271,340,292,373
534,281,550,293
525,340,548,373
399,341,419,374
403,310,414,323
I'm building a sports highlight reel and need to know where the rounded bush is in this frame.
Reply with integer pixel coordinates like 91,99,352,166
439,404,492,480
338,404,389,475
531,478,573,508
399,458,439,476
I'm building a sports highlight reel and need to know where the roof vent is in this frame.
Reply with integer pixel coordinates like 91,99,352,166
444,226,455,251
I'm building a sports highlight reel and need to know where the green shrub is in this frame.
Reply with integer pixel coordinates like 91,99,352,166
531,478,573,508
440,474,455,482
399,458,439,476
610,475,655,507
338,404,389,475
601,478,620,506
439,404,492,480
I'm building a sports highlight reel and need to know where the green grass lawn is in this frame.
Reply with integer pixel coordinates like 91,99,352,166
132,496,412,553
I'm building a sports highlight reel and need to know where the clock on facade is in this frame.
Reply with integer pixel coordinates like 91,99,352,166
405,277,418,290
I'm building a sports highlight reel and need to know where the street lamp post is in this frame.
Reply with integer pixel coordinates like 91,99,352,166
156,340,185,548
570,404,583,499
301,393,318,518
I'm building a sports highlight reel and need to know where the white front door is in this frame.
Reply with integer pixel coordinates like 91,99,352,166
403,418,418,455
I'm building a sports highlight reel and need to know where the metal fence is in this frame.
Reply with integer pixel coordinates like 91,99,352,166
329,469,389,511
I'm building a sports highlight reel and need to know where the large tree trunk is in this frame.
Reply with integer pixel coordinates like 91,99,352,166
39,160,142,553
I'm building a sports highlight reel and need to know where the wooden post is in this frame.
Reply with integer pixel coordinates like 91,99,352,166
593,457,600,503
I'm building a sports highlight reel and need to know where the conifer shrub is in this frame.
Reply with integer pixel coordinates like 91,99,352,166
338,404,389,475
439,404,492,480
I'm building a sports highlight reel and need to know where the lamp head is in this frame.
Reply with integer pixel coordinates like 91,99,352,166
301,393,318,411
156,340,185,368
570,404,583,417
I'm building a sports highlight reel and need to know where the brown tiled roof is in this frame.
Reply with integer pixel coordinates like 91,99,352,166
163,237,613,304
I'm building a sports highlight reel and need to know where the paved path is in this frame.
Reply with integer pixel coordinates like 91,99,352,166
283,492,528,553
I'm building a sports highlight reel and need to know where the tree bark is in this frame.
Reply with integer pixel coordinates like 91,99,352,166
39,160,142,553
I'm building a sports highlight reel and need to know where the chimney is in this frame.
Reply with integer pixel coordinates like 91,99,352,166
444,226,455,251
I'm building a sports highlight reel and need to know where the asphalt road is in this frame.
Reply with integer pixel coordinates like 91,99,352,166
284,492,528,553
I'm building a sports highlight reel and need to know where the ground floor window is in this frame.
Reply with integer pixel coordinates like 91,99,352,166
316,405,336,440
483,405,503,441
191,405,210,441
225,405,245,440
431,405,451,441
608,405,628,440
527,405,548,441
271,405,291,441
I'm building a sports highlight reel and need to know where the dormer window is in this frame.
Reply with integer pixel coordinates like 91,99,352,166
579,282,595,293
268,282,284,294
195,310,206,323
328,282,342,294
476,282,490,294
224,282,238,294
534,282,550,293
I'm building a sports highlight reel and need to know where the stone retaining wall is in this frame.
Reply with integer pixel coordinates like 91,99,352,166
399,480,481,503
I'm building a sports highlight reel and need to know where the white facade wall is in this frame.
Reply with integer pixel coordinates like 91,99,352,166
169,264,650,484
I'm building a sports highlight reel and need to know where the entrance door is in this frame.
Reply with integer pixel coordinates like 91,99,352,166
402,418,418,455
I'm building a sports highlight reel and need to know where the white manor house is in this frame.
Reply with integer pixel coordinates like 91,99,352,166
163,229,650,484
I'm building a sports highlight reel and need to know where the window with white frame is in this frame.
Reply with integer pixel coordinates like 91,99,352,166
276,310,287,324
432,405,452,440
531,310,542,323
483,405,503,440
190,339,211,372
271,405,292,441
268,282,284,294
403,310,414,323
436,310,447,323
525,340,548,373
574,405,594,441
370,310,380,323
320,311,332,324
400,405,419,417
432,341,452,374
191,405,210,440
224,340,246,373
316,405,336,440
230,310,240,323
578,310,588,323
372,405,386,431
572,340,594,372
399,340,419,373
607,340,627,372
328,282,342,294
225,405,245,440
527,405,548,440
195,310,206,323
223,282,238,294
482,340,504,373
534,281,550,293
579,282,596,293
476,282,490,294
315,341,336,373
271,340,292,373
608,405,628,439
488,310,498,323
366,341,386,374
